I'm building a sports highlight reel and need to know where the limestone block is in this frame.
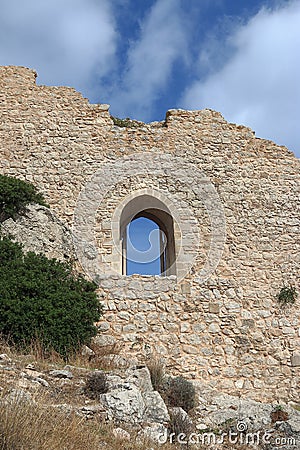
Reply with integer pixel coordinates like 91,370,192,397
125,366,153,392
209,302,220,314
92,335,116,346
49,369,73,379
100,385,145,423
291,352,300,367
143,391,170,423
1,204,74,262
208,323,220,333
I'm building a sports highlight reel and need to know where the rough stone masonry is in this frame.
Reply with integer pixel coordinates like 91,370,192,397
0,65,299,403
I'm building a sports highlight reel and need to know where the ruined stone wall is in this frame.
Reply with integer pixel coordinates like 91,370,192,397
1,66,299,402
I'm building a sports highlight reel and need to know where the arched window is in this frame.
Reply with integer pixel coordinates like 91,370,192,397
125,216,165,275
120,195,176,276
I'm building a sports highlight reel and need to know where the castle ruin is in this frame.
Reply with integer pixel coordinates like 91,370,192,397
1,65,299,403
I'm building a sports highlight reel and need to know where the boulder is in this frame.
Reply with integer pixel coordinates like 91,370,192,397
4,389,34,405
0,353,11,362
100,385,145,424
81,345,95,357
91,335,116,347
143,391,170,423
112,427,131,440
125,365,153,392
49,369,73,379
1,203,74,262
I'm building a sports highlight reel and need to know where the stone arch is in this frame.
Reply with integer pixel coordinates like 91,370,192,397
119,193,177,276
73,153,224,283
111,189,181,277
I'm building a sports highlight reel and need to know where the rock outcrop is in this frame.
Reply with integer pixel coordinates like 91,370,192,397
1,203,75,262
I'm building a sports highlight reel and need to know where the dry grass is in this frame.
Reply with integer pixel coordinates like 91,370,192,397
0,390,101,450
146,354,165,392
0,389,179,450
0,335,62,371
0,338,178,449
0,335,125,372
0,338,252,450
72,342,127,371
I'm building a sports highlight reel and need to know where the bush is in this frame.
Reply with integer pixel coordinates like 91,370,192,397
0,236,102,359
165,376,196,412
84,371,108,399
0,174,47,222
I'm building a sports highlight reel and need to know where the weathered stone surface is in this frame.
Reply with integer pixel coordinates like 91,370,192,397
81,345,95,357
112,427,131,440
169,406,190,423
143,391,170,423
35,377,49,387
125,366,153,392
4,389,34,405
49,370,73,379
195,391,300,444
91,335,116,347
100,385,145,423
0,354,11,362
99,366,170,425
1,203,74,262
291,351,300,367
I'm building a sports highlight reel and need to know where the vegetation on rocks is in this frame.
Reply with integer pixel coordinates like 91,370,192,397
111,115,144,128
164,376,196,412
0,236,101,359
146,355,165,391
84,371,108,399
277,285,298,306
0,174,47,222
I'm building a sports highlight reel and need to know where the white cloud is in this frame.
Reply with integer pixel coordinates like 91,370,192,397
109,0,187,121
0,0,117,97
182,0,300,157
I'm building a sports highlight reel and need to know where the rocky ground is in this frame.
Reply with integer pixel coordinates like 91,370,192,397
0,343,299,450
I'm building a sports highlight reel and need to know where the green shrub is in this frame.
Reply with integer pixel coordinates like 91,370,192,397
0,236,102,359
165,376,196,412
0,174,47,222
277,286,298,306
84,371,108,399
111,116,142,128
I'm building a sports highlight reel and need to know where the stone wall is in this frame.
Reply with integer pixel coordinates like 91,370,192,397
1,65,299,402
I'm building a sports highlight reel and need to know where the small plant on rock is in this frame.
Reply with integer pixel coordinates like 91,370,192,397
271,405,289,423
165,376,196,412
168,408,193,439
84,371,108,399
147,356,165,392
111,116,143,128
277,286,298,306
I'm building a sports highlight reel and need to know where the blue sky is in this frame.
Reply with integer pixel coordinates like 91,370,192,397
0,0,299,157
126,217,161,275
